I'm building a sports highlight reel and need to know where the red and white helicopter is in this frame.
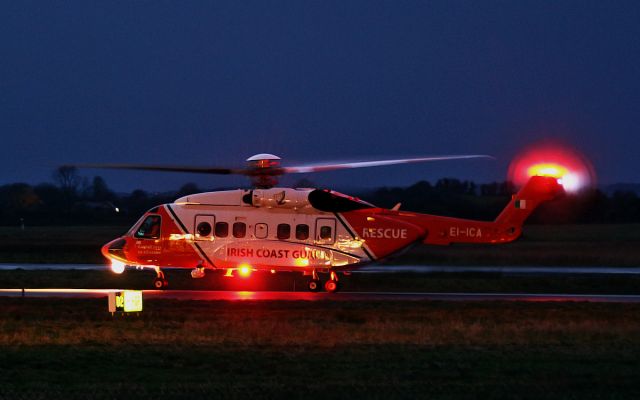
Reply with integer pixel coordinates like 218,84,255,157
88,153,570,292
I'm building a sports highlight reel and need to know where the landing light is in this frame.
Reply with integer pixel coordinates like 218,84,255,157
110,260,126,274
238,264,252,278
294,258,309,267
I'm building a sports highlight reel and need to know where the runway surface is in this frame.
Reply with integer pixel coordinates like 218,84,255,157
1,288,640,303
2,263,639,275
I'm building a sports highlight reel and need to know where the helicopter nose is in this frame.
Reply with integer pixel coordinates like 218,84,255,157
101,237,128,262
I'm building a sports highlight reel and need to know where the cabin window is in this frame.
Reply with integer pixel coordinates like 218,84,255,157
135,215,161,239
320,226,332,240
196,222,212,237
255,223,268,239
215,222,229,237
296,224,309,240
277,224,290,240
233,222,246,238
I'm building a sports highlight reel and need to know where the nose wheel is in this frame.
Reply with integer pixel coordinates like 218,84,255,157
153,268,168,289
153,278,168,289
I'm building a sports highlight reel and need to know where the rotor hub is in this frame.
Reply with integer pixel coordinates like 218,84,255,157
245,154,284,188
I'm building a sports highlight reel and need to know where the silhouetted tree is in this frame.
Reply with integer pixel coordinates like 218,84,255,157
177,183,201,198
33,183,64,211
0,183,40,224
609,190,640,223
480,182,498,196
89,176,115,201
52,166,83,212
53,166,81,195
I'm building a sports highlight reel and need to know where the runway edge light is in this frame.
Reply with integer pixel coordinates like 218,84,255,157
108,290,143,314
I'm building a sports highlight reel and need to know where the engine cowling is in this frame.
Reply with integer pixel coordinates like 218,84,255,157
246,188,311,209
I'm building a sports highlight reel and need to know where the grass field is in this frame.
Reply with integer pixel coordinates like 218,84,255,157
1,298,640,399
2,224,639,399
1,224,639,266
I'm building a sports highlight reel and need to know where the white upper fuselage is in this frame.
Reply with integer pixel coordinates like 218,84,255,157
134,188,374,272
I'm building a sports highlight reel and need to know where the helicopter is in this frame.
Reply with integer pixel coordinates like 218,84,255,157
83,153,567,292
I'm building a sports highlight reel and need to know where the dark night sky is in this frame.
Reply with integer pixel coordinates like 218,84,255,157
2,1,639,192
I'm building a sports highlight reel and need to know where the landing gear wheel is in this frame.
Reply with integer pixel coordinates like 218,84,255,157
324,279,340,293
308,279,321,292
153,278,168,289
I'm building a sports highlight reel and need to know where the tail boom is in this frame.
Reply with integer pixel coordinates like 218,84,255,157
339,176,563,260
405,176,563,245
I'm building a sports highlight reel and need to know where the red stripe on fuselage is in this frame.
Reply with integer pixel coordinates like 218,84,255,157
340,209,426,259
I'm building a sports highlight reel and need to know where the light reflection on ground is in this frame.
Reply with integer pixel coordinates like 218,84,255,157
1,289,640,303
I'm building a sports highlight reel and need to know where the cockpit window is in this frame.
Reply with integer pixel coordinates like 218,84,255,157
135,215,161,239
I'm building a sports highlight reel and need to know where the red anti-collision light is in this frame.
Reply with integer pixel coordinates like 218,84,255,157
508,143,595,193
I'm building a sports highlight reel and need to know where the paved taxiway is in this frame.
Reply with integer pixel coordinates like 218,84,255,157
2,263,640,275
1,289,639,303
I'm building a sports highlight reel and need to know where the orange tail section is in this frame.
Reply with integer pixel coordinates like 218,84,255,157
494,175,564,227
419,175,563,245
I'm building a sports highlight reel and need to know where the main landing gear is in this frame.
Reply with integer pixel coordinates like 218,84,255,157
308,279,321,292
306,270,341,293
324,271,340,293
153,267,168,289
307,269,321,292
191,266,206,279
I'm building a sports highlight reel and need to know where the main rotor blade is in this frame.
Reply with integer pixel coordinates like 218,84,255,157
71,163,246,175
283,155,494,174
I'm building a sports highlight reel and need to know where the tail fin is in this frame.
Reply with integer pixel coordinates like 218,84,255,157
495,175,564,227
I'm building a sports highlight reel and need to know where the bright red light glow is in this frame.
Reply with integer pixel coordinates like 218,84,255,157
527,163,568,178
508,143,595,193
238,264,252,278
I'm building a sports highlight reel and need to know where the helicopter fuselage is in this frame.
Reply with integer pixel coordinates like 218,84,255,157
103,187,426,274
102,176,563,290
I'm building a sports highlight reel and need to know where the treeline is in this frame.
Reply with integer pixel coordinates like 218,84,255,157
1,167,639,226
365,179,634,224
0,167,201,226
